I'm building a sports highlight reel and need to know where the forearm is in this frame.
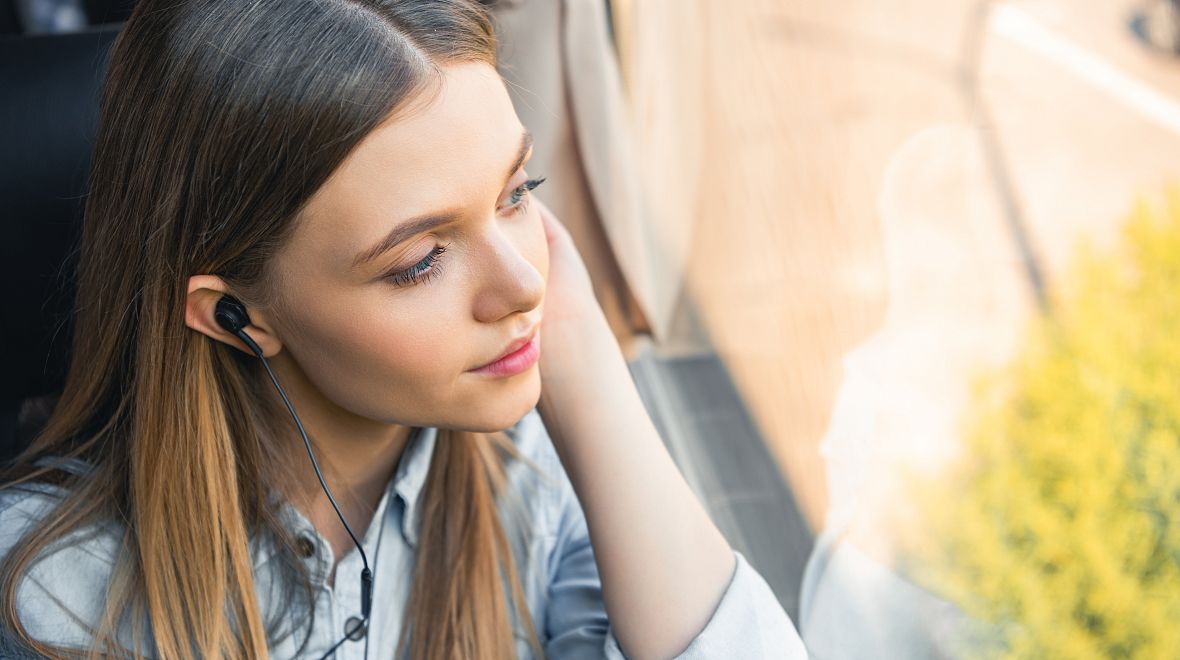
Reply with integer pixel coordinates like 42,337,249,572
537,313,736,660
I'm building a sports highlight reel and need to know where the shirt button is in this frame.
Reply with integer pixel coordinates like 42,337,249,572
294,534,317,559
344,615,367,641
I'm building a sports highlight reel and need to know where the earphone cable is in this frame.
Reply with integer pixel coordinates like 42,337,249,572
234,329,374,659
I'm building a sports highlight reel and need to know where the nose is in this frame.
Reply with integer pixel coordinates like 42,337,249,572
470,219,546,324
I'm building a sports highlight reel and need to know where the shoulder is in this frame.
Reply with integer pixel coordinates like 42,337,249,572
499,406,573,537
0,461,122,568
502,407,569,495
0,477,127,655
502,407,555,466
0,480,69,543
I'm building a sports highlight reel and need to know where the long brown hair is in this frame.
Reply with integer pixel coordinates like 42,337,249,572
0,1,546,658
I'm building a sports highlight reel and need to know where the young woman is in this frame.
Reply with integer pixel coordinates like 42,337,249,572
0,1,808,658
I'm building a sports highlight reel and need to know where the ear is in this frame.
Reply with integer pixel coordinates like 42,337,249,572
185,274,284,358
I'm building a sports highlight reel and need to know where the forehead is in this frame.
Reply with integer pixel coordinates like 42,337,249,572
294,61,522,266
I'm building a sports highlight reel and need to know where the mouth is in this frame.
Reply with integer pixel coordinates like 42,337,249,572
469,325,540,374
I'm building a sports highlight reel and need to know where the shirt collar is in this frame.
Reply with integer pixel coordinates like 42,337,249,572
391,424,437,548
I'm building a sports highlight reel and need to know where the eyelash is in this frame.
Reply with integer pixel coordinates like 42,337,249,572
385,242,450,287
507,176,546,213
384,176,547,287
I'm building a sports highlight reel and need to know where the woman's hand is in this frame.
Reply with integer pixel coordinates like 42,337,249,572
533,197,609,341
532,197,620,427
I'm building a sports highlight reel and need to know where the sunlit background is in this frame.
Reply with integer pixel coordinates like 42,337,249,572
609,1,1180,657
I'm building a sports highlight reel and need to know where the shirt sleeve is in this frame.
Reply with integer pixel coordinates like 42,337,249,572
541,460,811,659
0,486,145,657
0,486,93,655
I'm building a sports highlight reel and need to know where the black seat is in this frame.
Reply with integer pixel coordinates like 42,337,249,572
0,24,122,463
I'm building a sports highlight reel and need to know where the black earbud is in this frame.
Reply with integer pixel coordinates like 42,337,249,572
214,295,265,359
214,295,252,335
211,293,373,658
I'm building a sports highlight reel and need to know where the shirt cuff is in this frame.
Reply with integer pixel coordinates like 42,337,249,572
600,550,809,658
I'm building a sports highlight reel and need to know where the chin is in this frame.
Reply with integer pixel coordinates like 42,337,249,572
456,376,542,433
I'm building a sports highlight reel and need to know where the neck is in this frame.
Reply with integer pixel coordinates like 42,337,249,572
262,353,417,542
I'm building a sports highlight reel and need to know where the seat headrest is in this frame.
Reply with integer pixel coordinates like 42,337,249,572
0,25,122,405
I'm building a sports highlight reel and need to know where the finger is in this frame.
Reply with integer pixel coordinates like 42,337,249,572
535,199,569,244
538,204,556,244
535,200,557,244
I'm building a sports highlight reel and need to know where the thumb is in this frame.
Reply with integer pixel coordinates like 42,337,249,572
535,198,570,246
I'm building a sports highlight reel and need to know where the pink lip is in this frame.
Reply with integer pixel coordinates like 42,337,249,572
469,328,540,377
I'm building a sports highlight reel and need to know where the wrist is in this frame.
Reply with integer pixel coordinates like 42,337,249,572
539,306,617,370
536,306,633,416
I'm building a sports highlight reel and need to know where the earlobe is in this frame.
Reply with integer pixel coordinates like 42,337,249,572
184,274,283,358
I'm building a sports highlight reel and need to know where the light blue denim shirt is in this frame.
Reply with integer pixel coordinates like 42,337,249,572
0,408,808,658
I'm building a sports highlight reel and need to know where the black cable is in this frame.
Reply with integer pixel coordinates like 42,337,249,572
315,619,366,660
232,329,373,660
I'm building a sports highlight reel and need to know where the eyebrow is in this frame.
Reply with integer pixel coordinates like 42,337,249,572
353,127,535,269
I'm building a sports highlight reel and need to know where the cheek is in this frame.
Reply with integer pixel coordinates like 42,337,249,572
286,289,472,412
329,298,467,381
366,307,465,379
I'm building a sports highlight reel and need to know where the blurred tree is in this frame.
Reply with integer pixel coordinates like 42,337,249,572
894,185,1180,659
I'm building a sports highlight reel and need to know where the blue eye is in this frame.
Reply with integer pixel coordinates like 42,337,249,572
383,178,546,288
506,177,546,213
385,243,449,287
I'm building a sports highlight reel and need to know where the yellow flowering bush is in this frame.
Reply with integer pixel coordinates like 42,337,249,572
894,186,1180,659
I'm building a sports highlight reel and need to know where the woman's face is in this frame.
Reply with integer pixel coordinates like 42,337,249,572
266,61,548,433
